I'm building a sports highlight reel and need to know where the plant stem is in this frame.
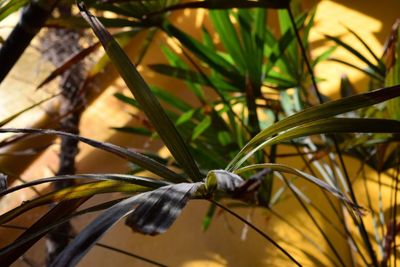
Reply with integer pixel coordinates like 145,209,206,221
209,199,301,266
280,173,346,266
286,6,379,266
295,142,368,265
0,0,59,84
1,224,167,267
268,207,340,267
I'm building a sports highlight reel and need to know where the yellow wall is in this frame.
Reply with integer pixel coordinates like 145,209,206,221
1,1,400,266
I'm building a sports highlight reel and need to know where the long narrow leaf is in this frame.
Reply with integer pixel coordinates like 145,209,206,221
232,118,400,170
148,0,290,17
0,128,184,183
79,3,202,181
0,173,168,198
37,42,101,89
235,163,358,210
0,198,88,265
325,34,385,76
0,96,55,127
51,183,201,266
227,84,400,169
0,180,151,225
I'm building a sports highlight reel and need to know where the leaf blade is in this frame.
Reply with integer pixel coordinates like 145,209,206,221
78,3,202,181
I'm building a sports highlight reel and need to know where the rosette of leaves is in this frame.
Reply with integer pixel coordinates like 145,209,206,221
114,2,341,211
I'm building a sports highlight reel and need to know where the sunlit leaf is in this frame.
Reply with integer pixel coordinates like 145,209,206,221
79,3,202,181
235,163,359,211
232,118,400,170
325,34,385,76
0,180,152,225
0,128,184,182
0,0,28,22
0,96,55,127
192,116,211,140
228,84,400,170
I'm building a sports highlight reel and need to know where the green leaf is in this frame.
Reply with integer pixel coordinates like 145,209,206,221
227,85,400,170
0,128,184,183
151,0,290,15
344,25,385,71
149,64,206,84
312,46,337,67
217,131,232,146
0,96,54,127
328,58,384,82
264,13,307,80
0,0,28,22
325,34,385,76
114,92,140,108
176,109,196,126
0,173,168,198
37,42,100,89
79,3,202,181
253,8,267,81
233,118,400,169
161,45,205,102
192,116,211,141
0,180,153,225
385,24,400,120
112,126,152,136
210,9,246,71
235,163,359,210
162,22,240,82
201,26,214,48
278,9,298,68
202,202,217,231
149,64,237,92
151,85,192,112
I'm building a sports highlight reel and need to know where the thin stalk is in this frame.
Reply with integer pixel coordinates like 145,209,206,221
268,207,340,267
279,173,347,267
334,141,378,265
209,199,301,266
95,243,168,267
361,164,384,257
388,166,396,267
287,6,378,266
378,172,387,245
244,75,261,137
326,149,360,267
0,225,167,267
174,40,252,135
294,142,342,217
295,140,366,264
40,10,88,263
392,148,400,266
